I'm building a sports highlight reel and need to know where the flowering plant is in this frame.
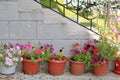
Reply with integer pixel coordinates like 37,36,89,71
70,42,90,63
85,37,118,67
0,43,23,67
82,39,107,67
20,42,44,63
43,44,65,61
94,36,118,61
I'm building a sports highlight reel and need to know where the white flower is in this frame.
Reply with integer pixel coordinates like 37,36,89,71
10,48,13,51
5,57,13,66
18,50,22,55
13,57,18,62
8,52,12,58
16,45,21,50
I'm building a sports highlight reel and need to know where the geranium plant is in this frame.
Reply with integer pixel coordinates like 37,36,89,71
20,42,44,63
0,43,23,67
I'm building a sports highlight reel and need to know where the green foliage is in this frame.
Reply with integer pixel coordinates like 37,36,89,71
95,37,118,61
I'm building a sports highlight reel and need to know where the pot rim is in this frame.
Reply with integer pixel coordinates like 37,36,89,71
48,59,67,63
70,59,84,63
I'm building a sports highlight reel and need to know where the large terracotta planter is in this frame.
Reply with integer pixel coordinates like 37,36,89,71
70,60,85,75
114,59,120,74
22,58,40,75
48,59,67,76
92,64,108,76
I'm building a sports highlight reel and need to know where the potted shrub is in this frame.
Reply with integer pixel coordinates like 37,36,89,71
70,42,92,75
0,43,23,74
21,42,45,75
44,44,67,76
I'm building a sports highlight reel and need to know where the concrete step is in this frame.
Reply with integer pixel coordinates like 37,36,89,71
43,9,66,23
0,0,43,21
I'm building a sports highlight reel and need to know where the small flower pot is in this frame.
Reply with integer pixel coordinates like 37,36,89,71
0,63,16,74
70,60,85,75
114,59,120,74
48,59,67,76
22,58,40,75
92,64,108,76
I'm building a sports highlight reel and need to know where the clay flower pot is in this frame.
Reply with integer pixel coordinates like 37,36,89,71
70,60,85,75
114,59,120,74
22,58,41,75
48,59,67,76
92,64,108,76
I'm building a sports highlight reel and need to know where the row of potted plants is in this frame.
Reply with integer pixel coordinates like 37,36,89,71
0,37,120,76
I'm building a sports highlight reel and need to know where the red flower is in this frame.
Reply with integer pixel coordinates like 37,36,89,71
74,42,80,47
34,49,42,54
93,46,98,54
82,48,87,54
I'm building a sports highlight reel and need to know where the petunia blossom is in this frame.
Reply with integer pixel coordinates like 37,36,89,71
92,57,99,64
74,42,80,47
34,49,42,54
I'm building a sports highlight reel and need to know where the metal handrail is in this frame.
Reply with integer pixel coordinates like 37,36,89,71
34,0,101,35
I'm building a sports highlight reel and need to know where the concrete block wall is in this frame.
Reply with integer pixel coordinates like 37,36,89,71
0,0,91,57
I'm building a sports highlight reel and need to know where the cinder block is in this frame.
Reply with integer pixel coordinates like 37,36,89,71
65,25,90,39
0,2,19,20
19,11,43,21
10,21,36,39
0,21,9,39
37,23,67,39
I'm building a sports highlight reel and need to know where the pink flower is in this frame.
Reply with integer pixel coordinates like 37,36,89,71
34,49,42,54
82,48,87,54
38,58,42,62
74,42,80,47
52,54,58,58
0,54,3,57
25,42,31,51
21,57,23,61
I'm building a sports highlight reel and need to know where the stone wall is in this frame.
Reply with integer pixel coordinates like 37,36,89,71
0,0,91,56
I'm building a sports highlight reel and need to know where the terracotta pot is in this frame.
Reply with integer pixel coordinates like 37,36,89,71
70,60,85,75
92,64,108,76
48,59,67,76
22,58,40,75
114,59,120,74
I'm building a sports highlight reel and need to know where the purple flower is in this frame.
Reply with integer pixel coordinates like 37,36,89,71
4,44,7,49
100,58,104,63
90,50,94,55
87,39,94,44
9,43,13,48
92,57,99,64
74,50,80,54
